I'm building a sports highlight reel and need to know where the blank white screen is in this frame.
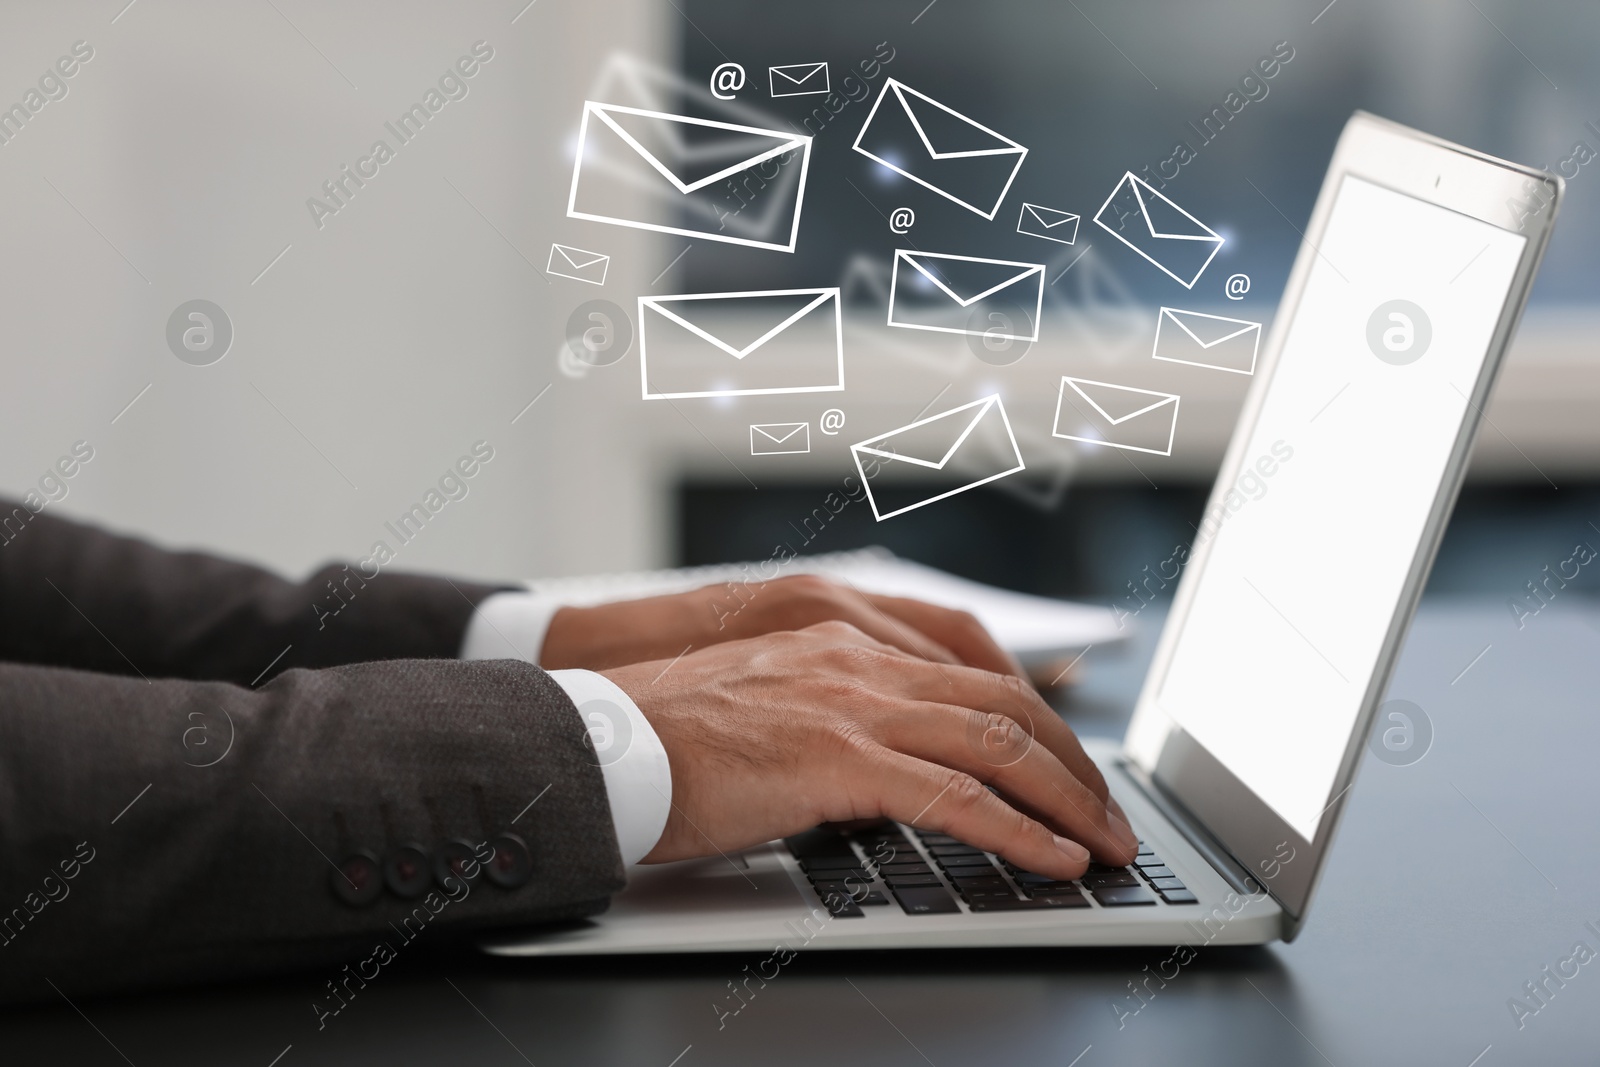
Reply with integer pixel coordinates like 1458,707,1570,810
1156,176,1526,840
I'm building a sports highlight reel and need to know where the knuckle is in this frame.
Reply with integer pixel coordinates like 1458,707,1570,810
825,716,878,758
942,771,993,813
952,609,985,634
823,641,891,676
967,709,1028,762
805,618,868,644
778,573,841,605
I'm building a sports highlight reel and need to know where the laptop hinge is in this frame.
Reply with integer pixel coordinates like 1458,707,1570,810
1113,758,1265,899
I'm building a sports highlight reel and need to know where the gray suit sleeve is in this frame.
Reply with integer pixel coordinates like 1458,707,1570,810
0,500,502,684
0,503,626,1001
0,656,625,1002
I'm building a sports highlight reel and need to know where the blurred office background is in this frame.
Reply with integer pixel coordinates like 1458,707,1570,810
1,0,1597,608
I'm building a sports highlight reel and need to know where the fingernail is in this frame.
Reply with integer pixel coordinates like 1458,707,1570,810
1053,835,1090,862
1108,813,1139,852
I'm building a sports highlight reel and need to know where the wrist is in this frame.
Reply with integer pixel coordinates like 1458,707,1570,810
540,605,600,670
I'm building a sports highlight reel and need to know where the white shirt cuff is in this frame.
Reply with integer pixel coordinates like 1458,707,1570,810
459,589,567,664
459,591,672,867
545,669,672,867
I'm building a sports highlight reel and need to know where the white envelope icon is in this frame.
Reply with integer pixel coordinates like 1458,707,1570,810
850,395,1026,521
1052,377,1181,456
1092,172,1224,289
638,288,843,400
568,102,813,253
1151,307,1261,375
852,79,1027,220
1017,203,1079,245
750,422,811,455
546,242,611,285
887,250,1044,341
769,62,830,98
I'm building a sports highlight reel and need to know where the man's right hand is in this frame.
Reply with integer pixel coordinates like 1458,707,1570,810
600,622,1139,881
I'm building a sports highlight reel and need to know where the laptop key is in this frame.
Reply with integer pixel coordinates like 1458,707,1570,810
1082,872,1139,889
1134,854,1167,868
1089,885,1158,907
947,875,1009,889
1151,877,1188,892
810,880,873,902
959,887,1019,901
892,886,961,915
1137,866,1174,881
857,891,890,906
1159,889,1198,904
884,874,944,888
970,893,1090,911
1013,871,1072,885
820,894,864,918
877,862,935,877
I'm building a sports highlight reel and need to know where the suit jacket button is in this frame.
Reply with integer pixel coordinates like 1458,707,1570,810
331,851,383,907
383,844,433,898
434,838,485,891
484,832,533,889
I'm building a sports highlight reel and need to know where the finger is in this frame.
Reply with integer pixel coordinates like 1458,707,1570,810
795,616,958,669
860,751,1093,882
876,701,1137,864
869,659,1136,849
864,594,1027,679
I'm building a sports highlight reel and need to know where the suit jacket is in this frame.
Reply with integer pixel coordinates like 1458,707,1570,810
0,501,624,1002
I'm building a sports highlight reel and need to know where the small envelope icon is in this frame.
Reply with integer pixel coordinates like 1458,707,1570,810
1152,307,1261,375
750,422,811,455
853,79,1028,220
888,250,1045,341
638,287,843,400
1052,377,1181,457
850,395,1026,521
547,242,611,285
770,62,830,98
1017,203,1079,245
568,102,813,253
1092,172,1223,289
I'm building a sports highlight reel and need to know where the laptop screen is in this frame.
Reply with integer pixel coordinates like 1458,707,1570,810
1152,174,1527,842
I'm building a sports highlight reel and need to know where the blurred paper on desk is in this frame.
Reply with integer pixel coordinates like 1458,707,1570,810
520,547,1129,667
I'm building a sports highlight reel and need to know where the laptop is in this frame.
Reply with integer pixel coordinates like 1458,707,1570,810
484,112,1561,958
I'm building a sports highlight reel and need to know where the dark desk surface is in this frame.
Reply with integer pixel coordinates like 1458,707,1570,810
6,601,1598,1066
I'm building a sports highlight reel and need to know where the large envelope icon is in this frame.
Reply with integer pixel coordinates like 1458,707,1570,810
750,422,811,455
638,287,843,400
850,395,1026,520
852,79,1027,220
546,242,611,285
1052,377,1181,456
769,62,830,98
1092,172,1224,289
568,102,813,253
1017,203,1079,245
887,250,1045,341
1151,307,1261,375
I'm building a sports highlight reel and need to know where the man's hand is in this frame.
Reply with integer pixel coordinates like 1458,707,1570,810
600,622,1139,881
544,573,1024,679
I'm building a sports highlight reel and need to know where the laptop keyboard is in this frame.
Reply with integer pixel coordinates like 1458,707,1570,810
784,823,1198,918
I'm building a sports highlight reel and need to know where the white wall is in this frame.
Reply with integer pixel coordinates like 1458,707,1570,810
0,0,675,582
